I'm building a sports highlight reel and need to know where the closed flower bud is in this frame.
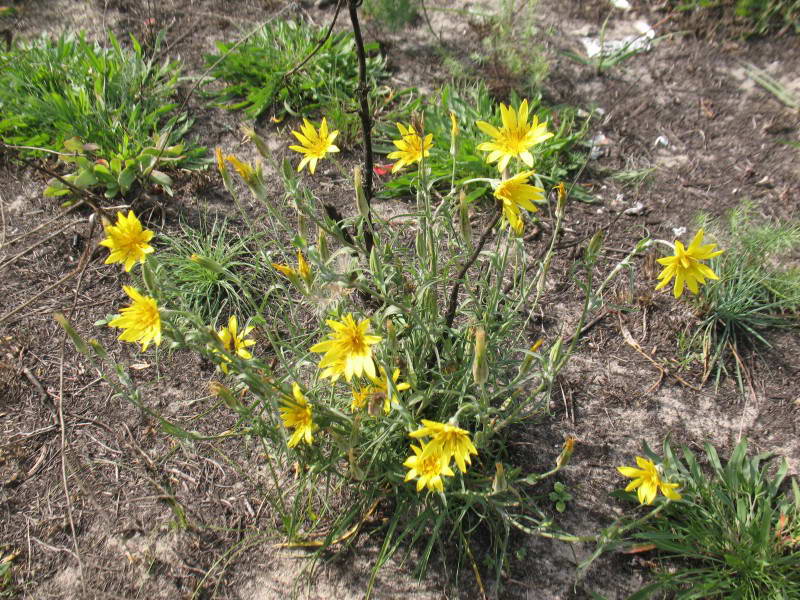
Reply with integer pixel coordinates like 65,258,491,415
472,327,489,386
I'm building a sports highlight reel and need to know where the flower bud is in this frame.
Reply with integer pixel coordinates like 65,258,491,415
317,228,330,262
353,166,369,219
190,254,225,275
472,327,489,386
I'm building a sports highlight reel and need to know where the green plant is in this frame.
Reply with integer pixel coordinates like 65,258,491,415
689,203,800,386
362,0,419,30
0,31,204,198
743,61,800,111
482,0,549,92
619,439,800,599
549,481,572,512
205,19,388,121
376,83,590,203
674,0,800,35
155,217,267,322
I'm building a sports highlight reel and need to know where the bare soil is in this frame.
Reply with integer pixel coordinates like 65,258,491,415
1,1,799,599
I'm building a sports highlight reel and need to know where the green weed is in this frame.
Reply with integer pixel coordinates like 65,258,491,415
621,439,800,599
0,31,204,198
156,217,267,322
690,203,800,386
674,0,800,35
362,0,419,30
205,19,388,122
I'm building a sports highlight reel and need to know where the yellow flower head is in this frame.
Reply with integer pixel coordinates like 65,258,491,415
224,154,255,183
403,442,455,493
280,383,316,447
655,229,724,299
350,367,411,415
99,211,155,272
215,146,226,175
476,99,554,172
618,456,682,505
108,285,161,351
213,315,255,374
410,419,478,473
289,117,340,174
272,250,312,284
449,111,459,139
310,314,382,382
493,171,544,235
387,123,433,173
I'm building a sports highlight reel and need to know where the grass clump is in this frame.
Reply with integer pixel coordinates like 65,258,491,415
688,203,800,385
156,217,266,323
619,439,800,599
205,19,388,121
673,0,800,36
0,32,204,198
362,0,419,30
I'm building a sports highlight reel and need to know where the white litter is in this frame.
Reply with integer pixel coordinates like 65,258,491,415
672,226,687,238
610,0,632,9
580,20,656,58
654,135,669,147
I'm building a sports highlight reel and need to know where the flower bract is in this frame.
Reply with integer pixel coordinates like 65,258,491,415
213,315,255,374
309,314,382,382
493,171,544,235
403,442,454,493
280,383,316,447
289,117,340,174
655,229,724,299
99,211,154,272
476,99,553,172
387,123,433,173
108,285,162,351
410,419,478,473
617,456,682,505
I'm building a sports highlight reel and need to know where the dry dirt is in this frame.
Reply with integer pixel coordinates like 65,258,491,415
1,0,799,599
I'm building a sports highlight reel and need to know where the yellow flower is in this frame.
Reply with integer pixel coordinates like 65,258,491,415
387,123,433,173
108,285,161,351
655,229,724,299
213,315,255,374
493,171,544,235
476,99,554,172
280,383,316,447
618,456,682,505
403,442,454,493
272,250,312,284
410,419,478,473
350,367,411,414
99,211,155,272
309,314,382,382
215,146,226,174
449,111,459,139
224,154,255,183
289,117,340,174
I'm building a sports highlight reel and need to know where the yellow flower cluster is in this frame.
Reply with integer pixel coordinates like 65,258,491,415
100,211,164,352
404,420,478,493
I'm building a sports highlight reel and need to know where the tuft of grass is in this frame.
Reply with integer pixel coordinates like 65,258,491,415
156,217,266,322
688,203,800,386
674,0,800,35
621,438,800,599
205,19,388,121
480,0,549,94
362,0,419,30
0,31,204,198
